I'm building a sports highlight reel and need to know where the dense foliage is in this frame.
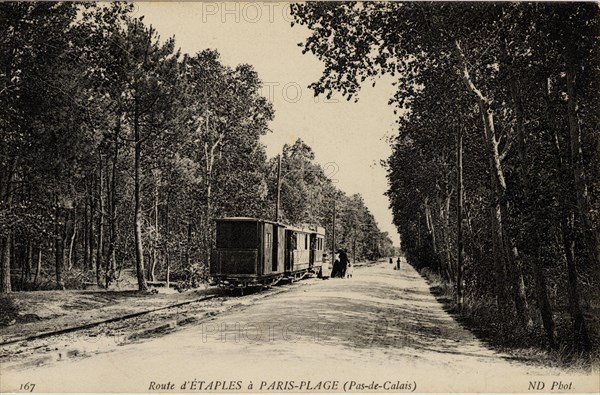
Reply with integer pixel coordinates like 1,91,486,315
270,139,395,262
0,3,393,294
292,2,599,356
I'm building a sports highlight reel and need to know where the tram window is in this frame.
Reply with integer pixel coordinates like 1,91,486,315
216,221,257,249
305,234,308,250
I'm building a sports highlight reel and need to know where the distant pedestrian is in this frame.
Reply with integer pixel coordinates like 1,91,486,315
389,257,393,264
396,257,401,270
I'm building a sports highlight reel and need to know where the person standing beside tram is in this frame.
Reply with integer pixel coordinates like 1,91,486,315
339,249,349,278
331,250,341,278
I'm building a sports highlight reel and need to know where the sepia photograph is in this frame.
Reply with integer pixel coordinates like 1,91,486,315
0,1,599,393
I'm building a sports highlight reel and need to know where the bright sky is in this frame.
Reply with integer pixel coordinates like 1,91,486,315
137,2,401,246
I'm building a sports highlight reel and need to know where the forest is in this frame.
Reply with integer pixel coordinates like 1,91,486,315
0,2,395,296
291,2,599,359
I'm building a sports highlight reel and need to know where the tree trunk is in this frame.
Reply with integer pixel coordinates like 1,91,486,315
68,215,76,271
83,194,89,270
512,79,555,345
563,54,591,347
442,191,453,281
105,132,119,288
481,105,510,315
456,125,464,309
165,197,171,288
25,240,33,283
34,247,42,286
96,155,104,286
202,123,224,267
88,177,95,272
566,52,600,275
1,236,12,294
166,255,170,289
150,170,159,283
506,246,532,328
204,168,212,266
185,220,192,268
561,213,591,349
134,100,148,292
416,212,421,250
424,198,441,275
534,256,557,348
54,202,65,290
455,40,508,313
0,160,16,294
546,68,593,349
424,198,437,254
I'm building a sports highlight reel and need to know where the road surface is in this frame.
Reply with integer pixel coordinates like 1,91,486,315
2,261,597,393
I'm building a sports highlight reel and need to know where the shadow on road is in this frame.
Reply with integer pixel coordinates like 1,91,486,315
417,266,564,369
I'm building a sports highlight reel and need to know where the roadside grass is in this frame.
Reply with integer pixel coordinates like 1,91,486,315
419,267,600,372
0,294,19,326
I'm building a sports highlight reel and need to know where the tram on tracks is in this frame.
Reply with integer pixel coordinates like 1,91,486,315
210,217,326,291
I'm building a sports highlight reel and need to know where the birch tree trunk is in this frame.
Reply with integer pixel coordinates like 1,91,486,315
34,247,41,286
454,39,530,326
68,222,76,271
424,198,437,254
202,116,224,267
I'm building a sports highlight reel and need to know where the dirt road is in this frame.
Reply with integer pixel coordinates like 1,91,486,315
2,261,597,393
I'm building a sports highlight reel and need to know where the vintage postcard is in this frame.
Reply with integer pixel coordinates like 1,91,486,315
0,1,599,394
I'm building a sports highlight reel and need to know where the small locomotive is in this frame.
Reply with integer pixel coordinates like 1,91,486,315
211,217,326,290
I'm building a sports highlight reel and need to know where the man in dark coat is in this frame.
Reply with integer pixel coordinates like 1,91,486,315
339,249,349,278
331,251,341,278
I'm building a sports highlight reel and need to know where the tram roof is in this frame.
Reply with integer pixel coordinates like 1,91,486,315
215,217,281,225
215,217,325,235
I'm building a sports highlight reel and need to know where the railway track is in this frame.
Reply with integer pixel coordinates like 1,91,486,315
0,276,321,369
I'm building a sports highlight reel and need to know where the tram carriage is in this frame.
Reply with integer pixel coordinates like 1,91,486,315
285,225,325,278
211,217,325,290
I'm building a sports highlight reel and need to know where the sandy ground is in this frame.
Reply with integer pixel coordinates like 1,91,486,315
0,285,217,345
1,260,598,393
